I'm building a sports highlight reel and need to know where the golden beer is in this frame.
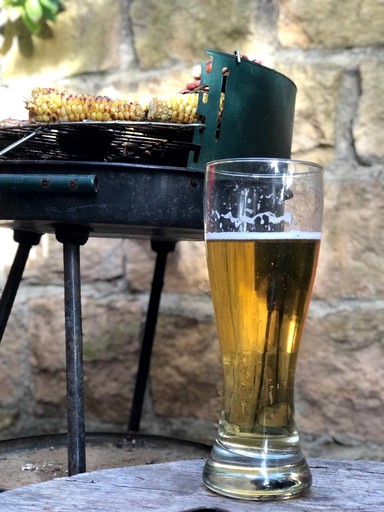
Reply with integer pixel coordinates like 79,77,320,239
203,158,323,500
206,232,320,439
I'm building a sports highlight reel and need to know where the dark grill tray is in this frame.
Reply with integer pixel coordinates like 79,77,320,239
0,121,203,166
0,160,204,241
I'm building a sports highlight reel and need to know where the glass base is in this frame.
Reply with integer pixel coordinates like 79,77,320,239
203,438,312,501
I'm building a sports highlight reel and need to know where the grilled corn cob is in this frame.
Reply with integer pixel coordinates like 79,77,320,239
148,92,225,124
147,93,201,124
25,88,147,123
25,88,223,125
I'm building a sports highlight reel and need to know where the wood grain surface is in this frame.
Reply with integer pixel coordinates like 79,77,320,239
0,458,383,511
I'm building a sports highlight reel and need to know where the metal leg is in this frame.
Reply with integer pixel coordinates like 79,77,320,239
128,240,176,432
0,230,41,343
56,225,89,476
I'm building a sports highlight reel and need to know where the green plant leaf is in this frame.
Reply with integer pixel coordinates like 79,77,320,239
2,0,63,35
40,6,57,22
39,0,59,15
20,9,40,32
24,0,43,23
3,0,21,7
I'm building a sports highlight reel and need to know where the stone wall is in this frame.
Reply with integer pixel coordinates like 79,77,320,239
0,0,383,453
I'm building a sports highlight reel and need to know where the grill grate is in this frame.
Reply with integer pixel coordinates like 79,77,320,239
0,121,203,166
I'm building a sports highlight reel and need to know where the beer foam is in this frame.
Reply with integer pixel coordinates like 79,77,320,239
216,210,294,229
205,231,321,241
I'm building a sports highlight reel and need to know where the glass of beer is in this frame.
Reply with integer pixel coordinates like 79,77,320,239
203,158,323,500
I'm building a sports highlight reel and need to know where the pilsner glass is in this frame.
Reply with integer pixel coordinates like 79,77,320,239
203,158,323,500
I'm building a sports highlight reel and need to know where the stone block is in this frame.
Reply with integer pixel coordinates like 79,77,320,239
0,305,29,405
1,0,121,81
124,240,210,294
314,164,384,299
0,410,19,432
29,293,141,423
22,235,63,286
82,296,141,423
278,0,384,48
164,241,210,294
159,293,214,324
33,369,66,413
0,228,20,288
150,314,222,421
353,61,384,164
80,238,125,284
29,295,65,372
82,297,141,365
123,239,154,292
296,302,384,442
129,0,255,69
276,63,342,165
23,235,125,286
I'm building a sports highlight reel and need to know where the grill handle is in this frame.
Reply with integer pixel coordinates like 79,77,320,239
0,174,99,194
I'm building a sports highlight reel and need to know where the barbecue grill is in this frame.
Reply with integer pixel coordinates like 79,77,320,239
0,50,297,476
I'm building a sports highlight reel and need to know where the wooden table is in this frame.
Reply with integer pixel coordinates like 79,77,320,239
0,458,383,511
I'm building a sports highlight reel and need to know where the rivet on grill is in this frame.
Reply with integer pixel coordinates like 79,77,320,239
69,179,78,190
41,178,50,188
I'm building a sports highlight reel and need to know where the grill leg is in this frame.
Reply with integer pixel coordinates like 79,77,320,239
128,240,176,432
0,230,41,343
56,226,90,476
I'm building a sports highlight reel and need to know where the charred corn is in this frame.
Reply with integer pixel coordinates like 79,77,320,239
25,88,147,123
147,93,201,124
25,88,224,125
147,92,224,123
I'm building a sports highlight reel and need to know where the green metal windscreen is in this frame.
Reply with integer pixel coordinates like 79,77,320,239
188,50,297,168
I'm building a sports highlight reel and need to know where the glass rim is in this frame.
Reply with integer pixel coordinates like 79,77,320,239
206,157,323,176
